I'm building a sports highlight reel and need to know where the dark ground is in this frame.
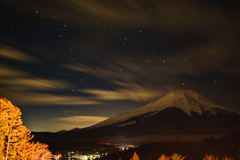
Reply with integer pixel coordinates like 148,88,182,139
32,132,240,160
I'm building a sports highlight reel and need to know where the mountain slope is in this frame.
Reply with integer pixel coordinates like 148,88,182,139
90,90,237,129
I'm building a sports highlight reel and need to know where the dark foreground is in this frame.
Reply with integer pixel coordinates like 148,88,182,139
98,134,240,160
32,132,240,160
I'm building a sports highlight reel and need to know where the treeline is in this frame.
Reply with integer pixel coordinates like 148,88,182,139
100,151,237,160
127,152,234,160
98,133,240,160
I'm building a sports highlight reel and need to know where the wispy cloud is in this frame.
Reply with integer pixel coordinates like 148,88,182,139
29,116,108,132
1,86,99,106
163,43,240,76
4,0,154,27
0,66,28,77
53,116,108,125
0,77,70,91
0,65,98,106
189,44,240,75
0,44,38,62
3,0,234,30
65,61,141,83
65,58,168,102
81,85,161,101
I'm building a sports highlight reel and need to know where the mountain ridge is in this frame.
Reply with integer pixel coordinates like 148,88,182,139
89,90,237,129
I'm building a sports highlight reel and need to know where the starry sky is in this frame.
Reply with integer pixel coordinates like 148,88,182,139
1,0,240,132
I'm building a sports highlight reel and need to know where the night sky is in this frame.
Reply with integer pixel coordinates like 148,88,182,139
1,0,240,132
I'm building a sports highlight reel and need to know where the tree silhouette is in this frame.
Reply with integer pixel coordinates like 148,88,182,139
131,152,140,160
0,98,52,159
221,155,234,160
203,154,219,160
170,153,185,160
158,154,170,160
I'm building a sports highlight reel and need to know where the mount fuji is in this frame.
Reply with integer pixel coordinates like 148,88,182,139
80,90,240,137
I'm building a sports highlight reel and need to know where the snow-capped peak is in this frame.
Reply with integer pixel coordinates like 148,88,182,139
139,90,229,116
90,90,234,128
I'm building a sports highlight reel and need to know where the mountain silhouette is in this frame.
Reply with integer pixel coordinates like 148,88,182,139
90,90,238,130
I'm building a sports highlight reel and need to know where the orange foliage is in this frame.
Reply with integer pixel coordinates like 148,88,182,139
0,98,52,160
222,155,234,160
170,153,185,160
203,154,219,160
158,154,170,160
30,142,52,160
131,152,140,160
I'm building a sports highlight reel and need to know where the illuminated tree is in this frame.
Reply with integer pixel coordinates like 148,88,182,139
0,98,52,159
0,98,30,159
170,153,185,160
203,154,219,160
18,142,35,160
158,154,170,160
18,141,52,160
222,155,234,160
30,142,52,160
131,152,140,160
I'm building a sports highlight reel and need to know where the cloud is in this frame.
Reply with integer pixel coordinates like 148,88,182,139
1,90,99,106
0,66,99,106
3,0,235,30
0,66,27,77
20,93,99,105
81,85,162,101
54,116,108,125
29,115,108,132
163,42,240,76
188,44,240,75
65,58,169,102
3,0,154,27
65,62,140,83
0,77,70,91
0,44,38,62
